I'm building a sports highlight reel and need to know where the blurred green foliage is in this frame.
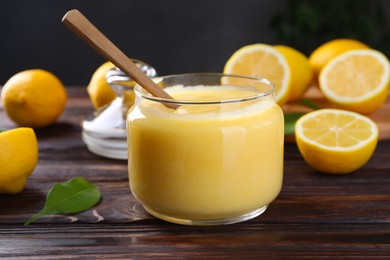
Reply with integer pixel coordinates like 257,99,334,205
270,0,390,56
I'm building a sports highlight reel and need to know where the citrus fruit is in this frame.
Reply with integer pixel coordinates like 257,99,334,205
319,49,390,114
0,128,38,194
309,38,369,79
223,43,291,105
295,109,378,174
275,45,313,102
87,61,116,109
1,69,67,128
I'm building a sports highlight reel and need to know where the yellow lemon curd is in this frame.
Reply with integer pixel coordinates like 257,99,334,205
127,85,284,222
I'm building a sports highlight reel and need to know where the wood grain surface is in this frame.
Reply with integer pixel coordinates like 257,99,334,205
1,87,390,259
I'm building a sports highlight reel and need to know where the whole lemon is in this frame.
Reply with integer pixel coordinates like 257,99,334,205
275,45,313,102
309,38,369,80
0,128,38,194
1,69,67,128
87,61,116,109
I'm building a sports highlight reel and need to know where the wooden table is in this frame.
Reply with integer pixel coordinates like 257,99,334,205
1,87,390,259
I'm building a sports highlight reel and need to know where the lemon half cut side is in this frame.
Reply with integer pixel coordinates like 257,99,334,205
224,44,291,105
295,109,378,174
309,38,369,79
319,49,390,114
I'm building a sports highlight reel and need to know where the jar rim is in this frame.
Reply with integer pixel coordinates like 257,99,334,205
134,73,275,105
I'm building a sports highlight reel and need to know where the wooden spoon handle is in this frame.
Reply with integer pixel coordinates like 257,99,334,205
62,9,175,103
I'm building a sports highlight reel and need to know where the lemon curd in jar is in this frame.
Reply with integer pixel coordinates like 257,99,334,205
127,74,284,225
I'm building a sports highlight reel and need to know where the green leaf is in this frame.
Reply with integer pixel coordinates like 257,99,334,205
284,112,305,136
298,98,321,110
24,177,101,225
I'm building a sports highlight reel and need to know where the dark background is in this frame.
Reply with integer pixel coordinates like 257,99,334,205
1,0,389,86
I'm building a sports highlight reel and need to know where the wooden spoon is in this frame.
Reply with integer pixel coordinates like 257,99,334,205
62,9,176,108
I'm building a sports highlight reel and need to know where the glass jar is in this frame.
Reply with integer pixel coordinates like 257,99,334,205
82,59,156,159
127,73,284,225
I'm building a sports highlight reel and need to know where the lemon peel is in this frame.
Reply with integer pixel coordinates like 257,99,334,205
1,69,67,128
0,128,38,194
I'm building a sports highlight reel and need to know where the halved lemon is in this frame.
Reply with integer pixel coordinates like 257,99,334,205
223,44,291,105
309,38,369,79
319,49,390,114
295,109,378,174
